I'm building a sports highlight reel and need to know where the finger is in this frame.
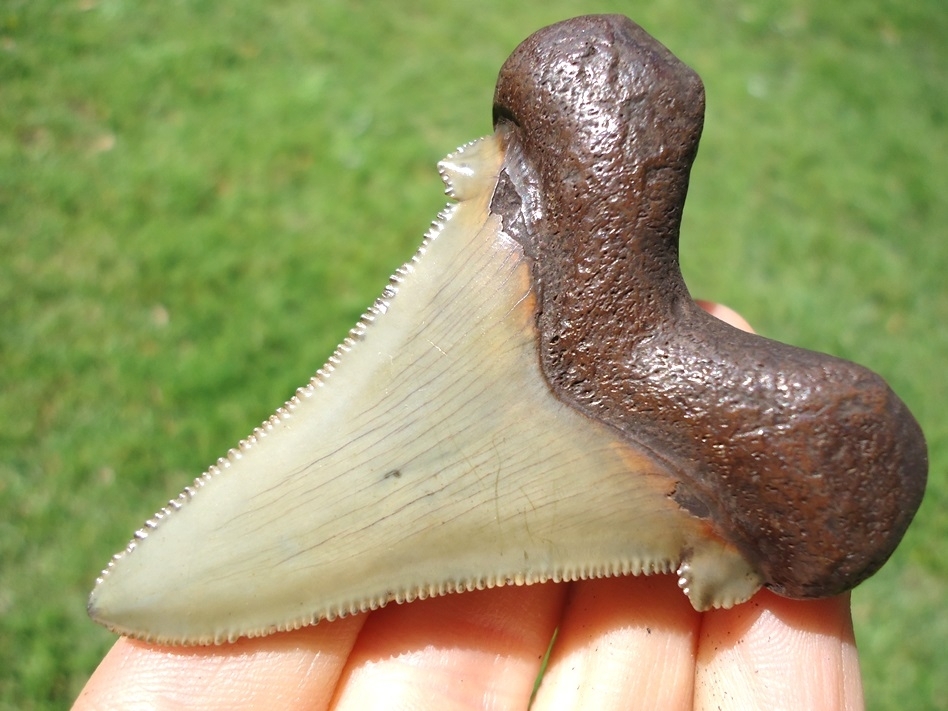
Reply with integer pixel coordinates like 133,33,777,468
330,583,566,710
531,575,701,710
694,590,863,711
695,300,755,333
73,615,366,711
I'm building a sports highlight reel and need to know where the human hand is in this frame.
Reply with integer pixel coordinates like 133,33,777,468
73,576,862,710
73,304,864,710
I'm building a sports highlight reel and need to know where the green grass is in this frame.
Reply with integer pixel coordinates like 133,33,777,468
2,1,945,708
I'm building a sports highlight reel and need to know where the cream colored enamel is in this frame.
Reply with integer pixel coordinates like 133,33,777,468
89,134,761,645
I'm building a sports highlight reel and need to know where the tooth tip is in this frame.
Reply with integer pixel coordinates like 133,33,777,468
438,136,503,200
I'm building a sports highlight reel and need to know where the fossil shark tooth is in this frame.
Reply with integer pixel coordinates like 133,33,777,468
88,132,760,645
88,15,926,646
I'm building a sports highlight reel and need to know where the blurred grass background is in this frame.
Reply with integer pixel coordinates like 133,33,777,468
1,0,944,708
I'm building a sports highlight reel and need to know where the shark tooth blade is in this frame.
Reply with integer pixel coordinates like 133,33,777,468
88,133,759,645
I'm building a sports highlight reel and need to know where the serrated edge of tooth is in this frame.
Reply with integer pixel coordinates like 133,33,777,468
114,556,682,644
94,203,466,586
438,137,490,199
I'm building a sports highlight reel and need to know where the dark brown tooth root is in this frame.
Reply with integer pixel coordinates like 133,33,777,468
490,14,927,598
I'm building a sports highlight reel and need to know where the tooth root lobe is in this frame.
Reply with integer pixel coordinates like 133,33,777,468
491,14,926,598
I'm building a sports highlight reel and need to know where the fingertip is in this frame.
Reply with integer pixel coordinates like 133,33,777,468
695,300,755,334
694,590,863,710
532,575,701,710
332,584,566,710
73,618,366,711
